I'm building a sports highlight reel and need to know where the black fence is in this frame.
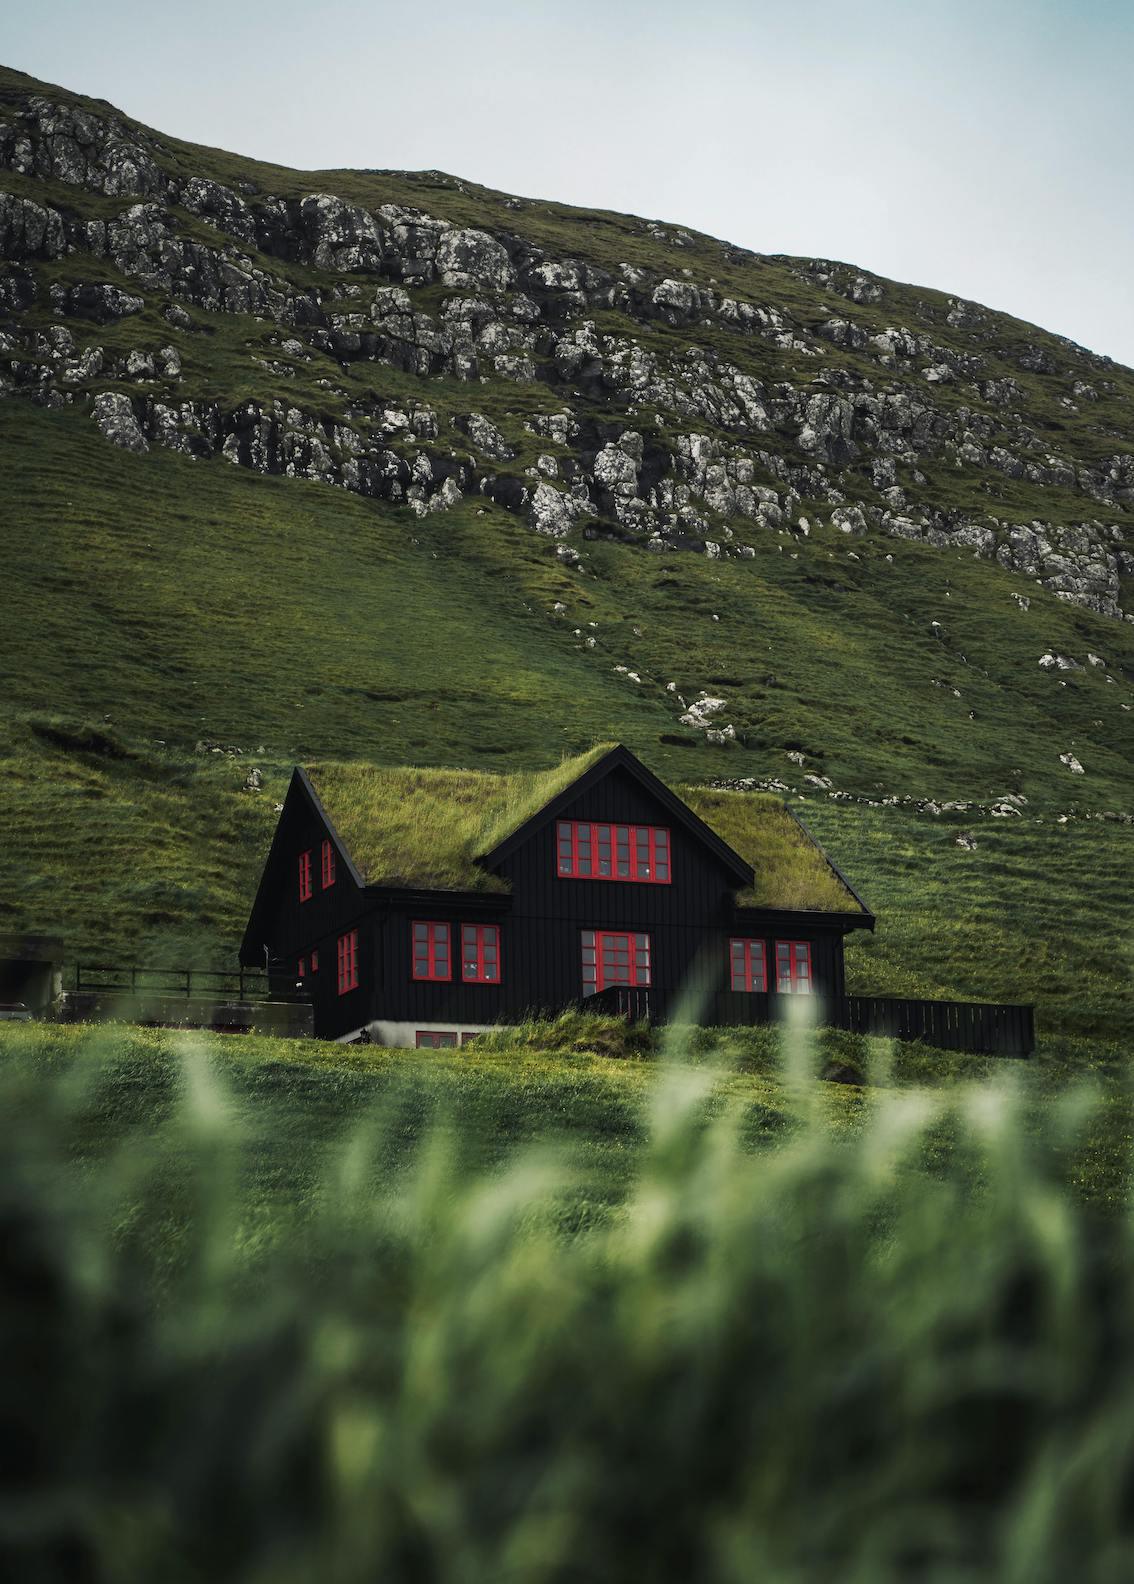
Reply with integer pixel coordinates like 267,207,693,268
585,986,1035,1057
73,965,309,1005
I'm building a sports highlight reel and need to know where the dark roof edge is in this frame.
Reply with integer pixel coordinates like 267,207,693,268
480,744,755,884
783,804,875,927
294,766,368,888
731,905,874,933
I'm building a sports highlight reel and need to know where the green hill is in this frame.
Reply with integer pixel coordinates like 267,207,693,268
0,64,1130,1043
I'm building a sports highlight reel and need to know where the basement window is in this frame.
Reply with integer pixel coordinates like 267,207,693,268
462,924,501,984
412,921,451,982
298,850,313,903
775,941,812,994
729,938,767,993
416,1031,458,1049
556,821,671,883
581,930,652,995
337,929,359,995
321,839,336,889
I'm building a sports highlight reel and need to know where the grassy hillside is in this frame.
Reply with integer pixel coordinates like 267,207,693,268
0,397,1130,1045
0,66,1130,1057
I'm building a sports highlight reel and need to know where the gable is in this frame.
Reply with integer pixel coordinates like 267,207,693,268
273,745,866,915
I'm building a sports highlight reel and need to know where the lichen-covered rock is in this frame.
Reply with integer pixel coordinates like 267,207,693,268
51,281,145,322
0,97,164,196
0,191,65,259
91,390,148,451
436,228,514,291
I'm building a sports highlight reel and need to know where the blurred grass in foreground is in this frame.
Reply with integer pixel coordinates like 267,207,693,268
3,1014,1134,1582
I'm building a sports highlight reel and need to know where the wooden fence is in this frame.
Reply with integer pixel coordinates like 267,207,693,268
585,987,1035,1056
74,965,308,1004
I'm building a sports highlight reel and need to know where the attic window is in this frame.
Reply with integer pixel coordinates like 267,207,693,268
412,921,451,982
556,822,671,883
729,938,767,993
298,850,313,903
775,941,812,994
337,930,359,995
581,930,651,995
321,840,336,889
461,924,501,984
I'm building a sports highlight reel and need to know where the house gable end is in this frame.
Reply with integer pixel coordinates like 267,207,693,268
239,768,364,964
478,745,755,886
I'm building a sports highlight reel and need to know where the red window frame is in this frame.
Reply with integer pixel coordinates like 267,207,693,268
416,1030,458,1049
337,929,359,995
310,950,319,973
581,930,652,995
730,938,767,993
321,839,336,889
298,849,313,903
775,940,812,994
297,957,306,979
556,821,671,884
461,923,501,984
412,921,451,982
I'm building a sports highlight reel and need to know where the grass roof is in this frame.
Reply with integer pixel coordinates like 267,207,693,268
304,750,864,913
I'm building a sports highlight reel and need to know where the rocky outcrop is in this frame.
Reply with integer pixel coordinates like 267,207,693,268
0,86,1131,619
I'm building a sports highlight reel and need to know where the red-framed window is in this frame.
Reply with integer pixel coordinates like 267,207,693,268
412,921,451,981
310,950,319,973
337,929,359,995
416,1030,458,1049
581,930,652,995
298,850,313,902
297,957,307,979
730,938,767,993
460,1032,480,1046
556,821,671,883
321,839,336,889
461,924,501,984
775,940,812,994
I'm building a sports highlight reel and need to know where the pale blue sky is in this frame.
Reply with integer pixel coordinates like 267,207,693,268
7,0,1133,365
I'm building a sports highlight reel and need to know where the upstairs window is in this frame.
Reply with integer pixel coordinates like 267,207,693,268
298,850,313,903
776,941,812,994
337,930,359,995
297,957,306,979
311,950,319,973
557,821,671,883
730,938,767,993
581,930,651,995
462,924,501,984
412,921,451,982
321,839,336,889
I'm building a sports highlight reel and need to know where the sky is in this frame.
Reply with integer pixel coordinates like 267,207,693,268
6,0,1134,366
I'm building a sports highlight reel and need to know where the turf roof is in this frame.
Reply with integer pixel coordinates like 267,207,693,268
303,748,865,913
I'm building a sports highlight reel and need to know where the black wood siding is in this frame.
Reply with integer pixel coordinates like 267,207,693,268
365,766,849,1028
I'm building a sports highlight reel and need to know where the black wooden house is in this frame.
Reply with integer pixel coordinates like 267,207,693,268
241,744,879,1046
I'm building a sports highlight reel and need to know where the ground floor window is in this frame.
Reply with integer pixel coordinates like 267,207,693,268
461,923,501,983
729,938,767,992
297,957,306,979
412,921,451,981
775,940,812,994
416,1030,458,1049
581,930,652,995
337,929,359,995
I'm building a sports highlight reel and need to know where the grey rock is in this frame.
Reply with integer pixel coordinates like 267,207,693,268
91,390,148,451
